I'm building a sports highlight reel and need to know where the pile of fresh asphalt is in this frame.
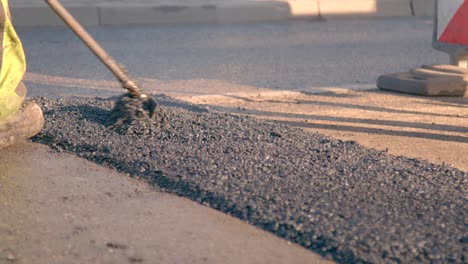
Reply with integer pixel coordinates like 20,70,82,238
33,96,466,264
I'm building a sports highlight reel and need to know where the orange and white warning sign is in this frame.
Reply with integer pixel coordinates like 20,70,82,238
433,0,468,67
437,0,468,45
435,0,468,46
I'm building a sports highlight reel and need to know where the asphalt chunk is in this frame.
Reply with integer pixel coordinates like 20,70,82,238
33,96,467,264
106,93,161,133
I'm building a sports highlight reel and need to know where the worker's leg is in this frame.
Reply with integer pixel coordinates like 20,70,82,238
0,0,43,149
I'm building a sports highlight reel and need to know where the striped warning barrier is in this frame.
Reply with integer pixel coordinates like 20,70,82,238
433,0,468,68
377,1,468,97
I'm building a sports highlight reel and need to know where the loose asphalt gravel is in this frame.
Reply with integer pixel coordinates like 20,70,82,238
33,96,467,264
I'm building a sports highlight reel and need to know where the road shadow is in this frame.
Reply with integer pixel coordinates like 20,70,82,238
365,89,468,107
222,89,467,119
207,105,468,143
301,90,361,98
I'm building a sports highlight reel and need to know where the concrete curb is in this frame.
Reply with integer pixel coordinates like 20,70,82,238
11,0,434,27
377,71,467,97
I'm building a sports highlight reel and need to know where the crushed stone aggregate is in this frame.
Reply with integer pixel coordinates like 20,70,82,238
32,96,467,264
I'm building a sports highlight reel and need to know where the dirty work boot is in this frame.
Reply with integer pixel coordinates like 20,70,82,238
0,101,44,149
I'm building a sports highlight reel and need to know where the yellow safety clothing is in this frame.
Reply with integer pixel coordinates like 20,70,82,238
0,0,26,120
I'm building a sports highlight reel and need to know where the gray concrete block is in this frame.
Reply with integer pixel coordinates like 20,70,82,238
410,68,468,82
374,0,412,17
421,64,468,75
377,72,467,97
411,0,434,17
10,6,99,27
319,0,411,19
216,2,291,24
99,5,217,26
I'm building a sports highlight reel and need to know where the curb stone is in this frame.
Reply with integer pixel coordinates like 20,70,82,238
377,71,467,97
409,68,468,82
11,0,434,27
422,64,468,75
318,0,411,19
411,0,434,17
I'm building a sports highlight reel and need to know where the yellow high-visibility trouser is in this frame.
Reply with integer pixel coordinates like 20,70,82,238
0,0,26,121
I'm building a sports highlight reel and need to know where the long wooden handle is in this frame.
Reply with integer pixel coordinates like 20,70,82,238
44,0,143,97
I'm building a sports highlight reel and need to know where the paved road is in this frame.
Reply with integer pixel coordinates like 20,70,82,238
14,18,466,264
19,17,446,98
33,93,466,264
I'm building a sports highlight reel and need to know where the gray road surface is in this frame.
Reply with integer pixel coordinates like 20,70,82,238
17,18,466,264
19,17,447,98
